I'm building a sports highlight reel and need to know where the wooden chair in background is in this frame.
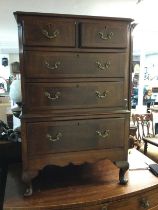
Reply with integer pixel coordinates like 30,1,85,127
129,125,138,149
132,113,158,155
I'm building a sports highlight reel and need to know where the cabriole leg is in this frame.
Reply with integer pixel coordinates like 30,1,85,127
22,170,39,196
114,160,129,185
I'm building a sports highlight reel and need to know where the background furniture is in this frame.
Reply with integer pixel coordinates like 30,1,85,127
0,141,21,210
132,113,158,162
0,165,7,210
3,149,158,210
129,125,138,148
0,102,11,123
15,12,133,195
132,113,155,141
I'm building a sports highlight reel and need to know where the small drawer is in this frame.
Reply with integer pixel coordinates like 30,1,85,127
22,16,76,47
26,117,125,156
24,81,124,112
80,20,129,48
24,51,127,78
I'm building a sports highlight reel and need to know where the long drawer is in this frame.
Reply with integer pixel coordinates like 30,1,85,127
24,81,124,112
26,117,125,156
24,51,127,78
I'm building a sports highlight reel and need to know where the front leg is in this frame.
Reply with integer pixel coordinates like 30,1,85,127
24,183,33,197
22,170,39,196
114,160,129,185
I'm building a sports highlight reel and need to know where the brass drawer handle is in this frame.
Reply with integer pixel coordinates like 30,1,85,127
96,90,109,99
47,132,62,142
140,198,150,209
96,129,110,138
98,26,113,40
42,24,59,39
44,91,61,101
96,61,110,70
44,61,61,70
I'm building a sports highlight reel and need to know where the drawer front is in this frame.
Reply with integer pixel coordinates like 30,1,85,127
22,16,76,47
24,51,127,78
81,188,158,210
26,117,125,156
80,21,129,48
24,82,124,112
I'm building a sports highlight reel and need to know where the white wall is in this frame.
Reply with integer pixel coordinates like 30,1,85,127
9,53,19,63
1,0,158,53
0,54,10,79
0,0,137,53
0,53,19,80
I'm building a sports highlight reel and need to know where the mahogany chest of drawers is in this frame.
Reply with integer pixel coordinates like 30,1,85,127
14,12,133,195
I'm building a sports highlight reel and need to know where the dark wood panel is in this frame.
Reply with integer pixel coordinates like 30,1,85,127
24,82,124,112
82,186,158,210
27,149,127,170
26,117,125,156
22,16,76,47
80,21,129,48
24,51,127,78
